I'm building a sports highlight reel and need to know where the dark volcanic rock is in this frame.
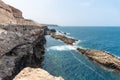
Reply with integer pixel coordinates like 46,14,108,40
77,48,120,72
0,25,46,80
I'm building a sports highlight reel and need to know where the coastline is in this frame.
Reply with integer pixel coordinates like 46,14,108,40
0,24,64,80
0,0,64,79
0,0,120,79
48,29,120,73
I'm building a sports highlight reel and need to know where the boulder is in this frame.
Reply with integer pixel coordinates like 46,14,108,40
13,67,64,80
77,48,120,72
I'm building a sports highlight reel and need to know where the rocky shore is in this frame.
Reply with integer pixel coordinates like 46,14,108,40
2,0,120,79
49,29,120,73
47,29,77,45
51,34,77,45
77,48,120,72
0,0,64,80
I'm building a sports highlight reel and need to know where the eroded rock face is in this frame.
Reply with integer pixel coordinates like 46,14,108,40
77,48,120,72
0,25,46,80
0,0,16,25
0,0,44,26
8,5,23,19
13,67,64,80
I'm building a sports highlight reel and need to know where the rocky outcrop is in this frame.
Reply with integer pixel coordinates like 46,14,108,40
51,34,77,45
0,1,64,80
0,25,46,80
0,0,16,25
13,67,63,80
77,48,120,72
49,28,120,73
46,28,77,45
8,5,23,19
0,0,44,26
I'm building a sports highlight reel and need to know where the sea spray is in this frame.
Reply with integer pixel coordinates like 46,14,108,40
47,45,77,51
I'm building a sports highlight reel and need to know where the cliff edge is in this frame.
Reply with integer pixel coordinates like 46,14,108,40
0,0,64,80
14,67,63,80
0,0,43,26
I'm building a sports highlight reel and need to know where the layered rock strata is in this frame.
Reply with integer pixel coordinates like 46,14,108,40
0,0,43,26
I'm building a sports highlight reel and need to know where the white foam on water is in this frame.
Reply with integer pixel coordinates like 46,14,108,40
69,50,105,80
66,32,70,35
56,30,70,35
73,40,81,45
47,45,78,51
56,31,65,35
65,35,75,39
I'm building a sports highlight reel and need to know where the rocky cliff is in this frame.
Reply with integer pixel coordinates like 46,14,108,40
0,0,43,26
0,0,64,80
0,25,46,80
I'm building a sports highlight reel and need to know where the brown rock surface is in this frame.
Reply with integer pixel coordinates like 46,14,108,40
0,0,16,25
8,5,23,19
77,48,120,72
13,67,64,80
51,34,77,45
0,0,43,26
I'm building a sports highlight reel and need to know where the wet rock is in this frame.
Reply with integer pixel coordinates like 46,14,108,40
51,34,77,45
77,48,120,72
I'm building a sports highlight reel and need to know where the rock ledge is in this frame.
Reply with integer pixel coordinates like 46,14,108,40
14,67,63,80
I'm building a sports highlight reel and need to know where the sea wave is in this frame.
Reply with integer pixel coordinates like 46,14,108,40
73,40,81,45
47,45,78,51
47,39,84,51
56,31,70,35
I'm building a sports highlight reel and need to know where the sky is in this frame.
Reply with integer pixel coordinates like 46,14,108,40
3,0,120,26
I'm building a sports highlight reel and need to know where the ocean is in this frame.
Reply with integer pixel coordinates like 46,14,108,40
42,27,120,80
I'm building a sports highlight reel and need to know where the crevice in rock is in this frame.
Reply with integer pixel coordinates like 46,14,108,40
0,25,46,80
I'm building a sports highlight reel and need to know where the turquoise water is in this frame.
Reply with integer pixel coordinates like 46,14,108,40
42,27,120,80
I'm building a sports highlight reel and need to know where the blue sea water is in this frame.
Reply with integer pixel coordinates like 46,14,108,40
42,27,120,80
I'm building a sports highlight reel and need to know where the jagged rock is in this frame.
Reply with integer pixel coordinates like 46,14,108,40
0,0,44,26
47,29,77,45
0,25,46,80
0,0,16,25
77,48,120,72
8,5,23,19
13,67,64,80
0,1,64,80
51,34,77,45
